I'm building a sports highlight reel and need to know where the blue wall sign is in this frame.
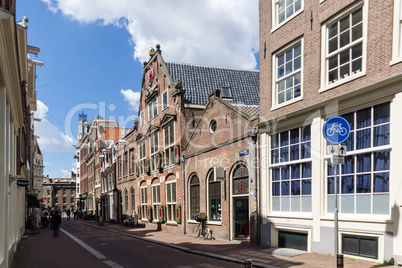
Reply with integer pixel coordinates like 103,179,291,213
323,116,351,144
239,149,249,157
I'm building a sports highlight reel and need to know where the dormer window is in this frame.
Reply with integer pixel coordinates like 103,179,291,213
221,87,232,98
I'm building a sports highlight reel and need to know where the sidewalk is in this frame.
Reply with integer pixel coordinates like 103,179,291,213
82,220,388,268
12,223,110,268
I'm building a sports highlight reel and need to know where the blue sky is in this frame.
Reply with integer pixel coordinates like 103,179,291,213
16,0,259,178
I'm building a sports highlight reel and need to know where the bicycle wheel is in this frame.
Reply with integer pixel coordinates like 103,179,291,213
202,226,210,240
326,128,335,137
193,225,200,237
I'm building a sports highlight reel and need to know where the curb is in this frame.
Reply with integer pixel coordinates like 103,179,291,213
80,222,278,268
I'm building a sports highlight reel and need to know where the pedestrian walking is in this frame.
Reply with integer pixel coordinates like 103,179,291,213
73,209,77,220
41,209,49,228
67,209,71,221
51,210,62,237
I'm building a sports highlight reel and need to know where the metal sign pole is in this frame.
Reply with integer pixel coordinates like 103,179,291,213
334,163,338,268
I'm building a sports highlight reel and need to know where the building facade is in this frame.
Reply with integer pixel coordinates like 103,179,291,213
183,90,259,242
259,0,402,263
0,1,41,266
115,45,259,239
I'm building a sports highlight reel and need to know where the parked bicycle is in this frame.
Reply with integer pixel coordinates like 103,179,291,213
193,213,215,240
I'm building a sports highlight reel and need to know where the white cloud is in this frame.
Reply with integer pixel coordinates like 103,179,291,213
121,89,141,112
41,0,258,69
60,169,71,178
34,100,75,153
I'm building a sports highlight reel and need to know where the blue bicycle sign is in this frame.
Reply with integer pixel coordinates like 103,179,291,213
323,116,351,144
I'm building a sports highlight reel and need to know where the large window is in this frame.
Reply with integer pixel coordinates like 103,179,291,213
270,125,312,212
274,0,302,27
163,123,175,167
129,148,135,175
140,185,148,219
124,189,128,214
208,171,222,221
138,141,146,175
131,188,135,215
162,91,168,110
166,181,176,222
189,175,200,219
150,132,159,171
322,2,366,88
326,102,391,215
140,111,145,128
118,156,122,179
148,98,158,121
274,40,302,106
123,151,128,177
152,182,161,220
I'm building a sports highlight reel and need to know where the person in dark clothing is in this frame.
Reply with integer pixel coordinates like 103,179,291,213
52,210,62,237
67,209,71,221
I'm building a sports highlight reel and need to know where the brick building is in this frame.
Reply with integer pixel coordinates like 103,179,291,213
183,90,259,242
258,0,402,263
116,45,259,236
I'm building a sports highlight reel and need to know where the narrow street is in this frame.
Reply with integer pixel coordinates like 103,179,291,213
14,219,243,268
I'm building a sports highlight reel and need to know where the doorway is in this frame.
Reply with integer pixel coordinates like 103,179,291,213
233,197,249,240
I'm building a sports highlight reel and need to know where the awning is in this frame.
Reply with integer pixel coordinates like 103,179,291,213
78,195,87,200
28,194,40,208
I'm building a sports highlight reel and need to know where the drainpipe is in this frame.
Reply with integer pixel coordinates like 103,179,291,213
181,154,186,234
250,127,258,246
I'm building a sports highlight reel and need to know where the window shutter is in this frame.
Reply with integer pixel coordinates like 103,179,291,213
146,205,152,221
174,204,181,224
135,163,139,177
158,205,164,223
145,158,150,174
162,205,167,222
173,144,180,165
156,152,161,170
160,151,165,169
137,206,141,216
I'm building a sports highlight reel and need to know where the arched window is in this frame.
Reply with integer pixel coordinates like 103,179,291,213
131,188,135,215
208,171,221,221
233,164,249,195
189,175,200,219
124,189,128,214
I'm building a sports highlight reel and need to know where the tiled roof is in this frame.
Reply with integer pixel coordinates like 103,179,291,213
166,62,259,106
232,104,259,119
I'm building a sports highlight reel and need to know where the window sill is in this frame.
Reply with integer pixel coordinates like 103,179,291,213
152,220,161,224
319,72,365,93
207,221,222,226
166,221,178,226
321,215,392,224
390,58,402,66
140,219,149,223
267,213,313,220
271,9,304,34
271,96,303,111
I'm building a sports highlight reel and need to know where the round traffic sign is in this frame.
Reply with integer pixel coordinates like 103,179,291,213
323,116,351,144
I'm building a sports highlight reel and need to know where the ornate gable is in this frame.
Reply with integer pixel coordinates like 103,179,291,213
160,113,176,127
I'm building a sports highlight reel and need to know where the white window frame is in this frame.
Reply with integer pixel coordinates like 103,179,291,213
163,123,175,167
269,125,312,215
129,148,135,175
207,171,222,223
166,181,177,222
149,132,159,171
391,0,402,65
162,90,169,110
148,97,158,121
140,111,145,128
320,0,367,92
325,102,391,218
272,38,303,109
152,183,161,221
140,185,148,220
139,141,146,175
272,0,303,31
